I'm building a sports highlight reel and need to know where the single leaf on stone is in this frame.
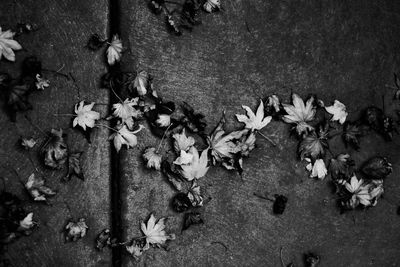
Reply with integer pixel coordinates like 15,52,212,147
106,34,122,65
66,152,84,181
65,218,88,242
95,228,111,251
182,212,204,231
20,137,36,149
236,100,272,131
41,129,68,169
143,147,162,170
25,173,56,202
361,156,392,180
140,214,175,250
73,101,100,131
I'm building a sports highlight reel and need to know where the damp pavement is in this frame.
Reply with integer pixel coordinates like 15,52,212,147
1,0,400,266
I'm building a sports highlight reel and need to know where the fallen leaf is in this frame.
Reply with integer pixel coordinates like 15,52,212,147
329,153,354,179
133,70,151,96
273,195,288,215
73,101,101,131
141,214,175,250
66,152,84,181
187,182,203,207
25,173,56,201
282,94,316,135
180,102,207,133
19,212,34,230
306,158,327,179
236,100,272,131
298,127,328,160
171,192,192,213
203,0,221,12
106,34,122,65
0,27,22,62
182,212,204,231
172,128,195,153
325,100,348,124
361,156,392,180
109,124,144,152
173,150,193,165
65,218,88,242
35,74,49,90
41,129,68,169
95,229,111,251
178,146,209,181
112,98,140,123
156,114,171,127
143,147,162,170
21,137,36,149
342,122,361,149
161,161,185,191
126,238,145,259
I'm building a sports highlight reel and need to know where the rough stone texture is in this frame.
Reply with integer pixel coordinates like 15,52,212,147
119,1,400,266
0,1,111,266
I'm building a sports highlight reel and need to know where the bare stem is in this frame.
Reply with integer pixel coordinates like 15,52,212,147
257,131,277,147
109,81,124,103
95,124,118,132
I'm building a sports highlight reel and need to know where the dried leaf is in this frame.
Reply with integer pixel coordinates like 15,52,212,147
109,124,144,152
298,127,328,160
172,128,195,153
361,156,392,180
203,0,221,13
18,212,35,230
171,192,192,213
282,94,316,135
236,100,272,131
140,214,175,250
304,253,320,267
65,218,88,242
95,229,111,251
133,70,151,96
273,195,288,215
306,158,327,180
106,34,122,65
342,122,361,149
161,161,186,191
20,137,36,149
187,182,203,207
143,147,162,170
25,173,56,201
178,146,209,181
329,154,354,180
325,100,348,124
42,129,68,169
66,152,84,181
73,101,100,131
35,74,49,90
112,98,140,123
182,212,204,231
181,102,207,133
0,27,22,62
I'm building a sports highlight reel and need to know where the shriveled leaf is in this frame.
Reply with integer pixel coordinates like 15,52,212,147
66,152,84,181
0,27,22,62
140,214,175,250
65,218,88,242
41,129,68,169
236,100,272,131
161,161,186,191
35,74,49,90
95,229,111,251
25,173,56,201
361,156,392,180
187,182,203,207
181,102,207,133
171,192,192,213
182,212,204,231
19,212,35,231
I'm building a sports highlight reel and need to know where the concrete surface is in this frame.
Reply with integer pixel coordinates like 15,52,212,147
0,0,111,266
0,0,400,267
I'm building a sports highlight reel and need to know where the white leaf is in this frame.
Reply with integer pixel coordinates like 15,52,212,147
179,146,209,181
140,214,175,250
0,27,22,62
236,100,272,131
325,100,348,124
109,124,144,152
106,34,122,65
73,101,101,131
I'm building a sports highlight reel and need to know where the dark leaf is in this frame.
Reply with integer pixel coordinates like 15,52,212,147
148,0,164,14
273,195,288,215
161,161,186,191
86,34,106,51
181,0,202,26
21,56,42,78
171,192,192,213
41,129,68,169
304,253,320,267
298,126,328,160
182,212,204,231
342,122,361,149
329,154,354,180
65,218,88,242
0,73,12,88
95,228,111,250
181,102,207,133
361,156,392,180
5,82,33,121
65,152,84,181
16,23,38,34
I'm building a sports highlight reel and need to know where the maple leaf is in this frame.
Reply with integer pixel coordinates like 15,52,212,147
133,71,151,96
0,27,22,61
282,94,316,135
41,129,68,169
178,146,209,181
298,130,328,160
66,152,84,181
112,98,140,122
109,124,144,152
173,150,193,165
142,147,163,170
342,122,361,149
106,34,122,65
329,153,354,179
73,101,100,131
172,128,195,153
325,100,348,124
25,173,56,201
236,100,272,131
21,137,36,149
341,176,372,207
141,214,175,250
187,182,203,207
208,113,248,164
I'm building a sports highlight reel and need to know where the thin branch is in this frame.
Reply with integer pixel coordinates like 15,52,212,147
257,131,277,147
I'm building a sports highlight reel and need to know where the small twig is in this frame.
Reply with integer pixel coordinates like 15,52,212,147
257,131,277,147
42,68,70,79
109,81,124,103
253,192,274,202
210,241,228,251
280,247,285,267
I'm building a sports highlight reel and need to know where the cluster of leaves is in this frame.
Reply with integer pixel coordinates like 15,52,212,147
0,192,35,255
148,0,221,36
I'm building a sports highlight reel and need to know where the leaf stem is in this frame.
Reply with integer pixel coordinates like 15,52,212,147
109,81,124,103
257,131,277,147
95,123,118,132
42,68,70,79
